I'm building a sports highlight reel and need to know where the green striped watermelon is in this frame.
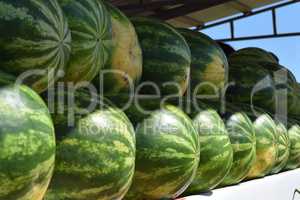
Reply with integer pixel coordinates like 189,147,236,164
0,0,71,93
178,29,228,95
270,123,290,174
227,61,296,114
184,109,233,194
131,17,191,96
229,47,279,64
45,94,136,200
60,0,112,83
94,3,142,95
246,114,278,179
221,112,256,186
217,41,235,58
285,125,300,170
0,84,56,200
125,105,200,199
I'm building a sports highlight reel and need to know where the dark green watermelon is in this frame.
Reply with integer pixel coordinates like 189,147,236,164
60,0,112,83
229,47,279,64
227,61,296,114
221,112,256,186
285,125,300,170
0,84,56,200
94,3,142,95
125,105,200,199
131,17,191,96
184,109,233,194
270,123,290,174
44,92,136,200
0,0,71,93
247,114,278,179
217,41,235,58
178,29,228,95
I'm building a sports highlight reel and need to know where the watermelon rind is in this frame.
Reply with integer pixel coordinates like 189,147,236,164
184,109,233,194
0,0,71,93
0,85,56,200
45,93,136,200
60,0,112,83
246,114,278,179
178,29,228,95
285,125,300,170
270,122,290,174
221,112,256,186
131,17,191,96
125,104,200,200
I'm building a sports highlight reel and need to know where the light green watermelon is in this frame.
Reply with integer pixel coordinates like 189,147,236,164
285,125,300,170
0,0,71,93
131,17,191,96
0,82,56,200
247,114,278,179
178,29,228,95
270,123,290,174
221,112,256,186
125,104,200,200
45,92,136,200
60,0,112,83
94,3,142,95
184,109,233,194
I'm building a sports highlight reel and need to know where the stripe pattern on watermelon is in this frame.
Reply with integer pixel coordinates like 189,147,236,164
0,0,71,93
0,85,56,200
247,114,278,179
125,104,200,200
221,112,256,186
184,109,233,194
60,0,112,83
285,125,300,170
131,17,191,96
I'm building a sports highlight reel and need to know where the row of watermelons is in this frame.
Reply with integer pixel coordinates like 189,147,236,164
1,0,300,200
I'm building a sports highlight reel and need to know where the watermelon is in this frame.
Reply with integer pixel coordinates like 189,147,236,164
270,123,290,174
229,47,279,64
221,112,256,186
0,0,71,93
178,29,228,95
124,105,200,199
60,0,112,83
227,61,296,114
246,114,278,179
44,92,136,200
0,84,56,200
131,17,191,96
93,3,142,95
285,125,300,170
184,109,233,194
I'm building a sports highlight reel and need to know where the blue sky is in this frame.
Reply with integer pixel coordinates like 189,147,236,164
201,1,300,81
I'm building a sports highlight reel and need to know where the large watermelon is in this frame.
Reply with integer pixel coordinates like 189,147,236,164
93,3,142,95
60,0,112,83
0,83,56,200
270,122,290,174
178,29,228,95
184,109,233,194
131,17,191,96
45,92,136,200
221,112,256,186
227,61,296,114
285,125,300,170
229,47,279,64
0,0,71,93
124,105,200,200
246,114,278,179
